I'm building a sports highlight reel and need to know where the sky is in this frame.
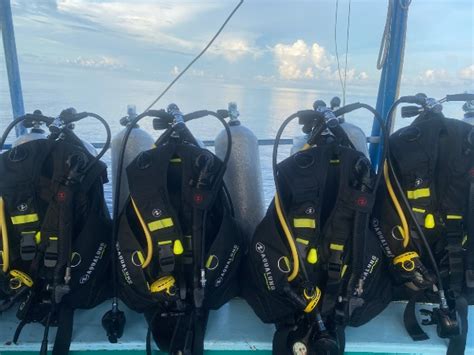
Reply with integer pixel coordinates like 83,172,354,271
2,0,474,101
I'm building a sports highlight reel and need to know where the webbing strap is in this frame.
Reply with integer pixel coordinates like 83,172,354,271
445,219,465,297
52,306,74,355
466,173,474,290
403,291,429,341
447,296,469,355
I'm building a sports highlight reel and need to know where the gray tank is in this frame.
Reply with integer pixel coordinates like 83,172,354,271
340,121,369,157
463,100,474,125
13,110,47,147
111,105,155,212
214,102,265,241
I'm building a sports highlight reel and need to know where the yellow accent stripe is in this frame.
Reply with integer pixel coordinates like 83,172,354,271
412,207,426,213
0,197,9,272
446,215,463,220
131,198,153,269
330,243,344,251
293,218,316,229
11,213,39,225
407,188,430,200
341,264,348,277
148,218,174,232
296,238,309,245
35,232,41,244
49,236,58,241
170,158,182,163
158,240,172,246
462,235,467,246
330,159,340,164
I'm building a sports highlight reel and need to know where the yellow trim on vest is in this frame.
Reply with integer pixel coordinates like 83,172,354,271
170,158,182,163
446,215,463,220
330,159,340,164
330,243,344,251
130,198,153,269
412,207,426,213
173,240,184,255
295,238,309,245
424,214,435,229
35,232,41,244
307,248,317,264
462,235,467,246
148,217,174,232
136,251,145,265
11,213,39,225
407,188,430,200
293,218,316,229
0,197,9,272
341,264,348,277
49,236,58,241
158,240,172,246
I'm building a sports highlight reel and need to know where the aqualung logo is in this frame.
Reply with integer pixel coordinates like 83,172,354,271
79,243,106,284
215,245,239,287
371,218,394,257
354,255,379,297
17,203,28,212
117,242,133,285
255,242,275,291
152,209,162,218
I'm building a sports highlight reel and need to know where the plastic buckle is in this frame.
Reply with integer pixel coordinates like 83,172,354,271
158,244,175,273
44,238,58,268
20,232,36,261
327,251,343,277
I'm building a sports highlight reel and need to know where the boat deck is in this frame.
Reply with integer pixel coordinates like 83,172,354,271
1,299,473,354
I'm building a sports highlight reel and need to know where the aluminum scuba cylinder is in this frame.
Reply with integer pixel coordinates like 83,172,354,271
290,97,369,156
214,102,265,240
463,100,474,125
111,105,155,212
12,110,47,147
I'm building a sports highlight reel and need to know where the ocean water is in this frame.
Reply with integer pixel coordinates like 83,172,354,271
0,65,468,209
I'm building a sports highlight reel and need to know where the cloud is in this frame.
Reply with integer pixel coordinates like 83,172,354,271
459,65,474,80
212,38,261,62
418,68,449,82
65,55,123,69
54,0,223,51
273,39,366,83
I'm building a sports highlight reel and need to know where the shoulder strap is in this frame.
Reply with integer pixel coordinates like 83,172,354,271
127,143,185,274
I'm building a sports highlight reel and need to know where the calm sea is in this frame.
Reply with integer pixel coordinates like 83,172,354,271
0,64,469,208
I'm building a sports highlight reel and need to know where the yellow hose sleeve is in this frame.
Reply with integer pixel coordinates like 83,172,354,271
275,194,299,282
0,197,9,273
131,198,153,269
383,161,410,248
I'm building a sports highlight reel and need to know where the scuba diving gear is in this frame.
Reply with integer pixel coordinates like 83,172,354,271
244,102,392,354
214,102,265,241
291,97,369,156
111,104,243,354
0,109,112,354
111,105,155,212
12,109,47,147
374,93,474,354
463,98,474,125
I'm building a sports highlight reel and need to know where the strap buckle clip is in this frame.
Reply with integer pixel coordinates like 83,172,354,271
20,232,37,261
159,244,175,273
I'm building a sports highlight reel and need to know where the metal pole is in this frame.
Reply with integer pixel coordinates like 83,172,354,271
0,0,26,137
369,0,411,165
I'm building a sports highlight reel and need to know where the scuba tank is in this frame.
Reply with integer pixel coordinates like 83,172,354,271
111,105,155,212
12,110,47,147
463,99,474,125
214,102,265,240
291,97,369,157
